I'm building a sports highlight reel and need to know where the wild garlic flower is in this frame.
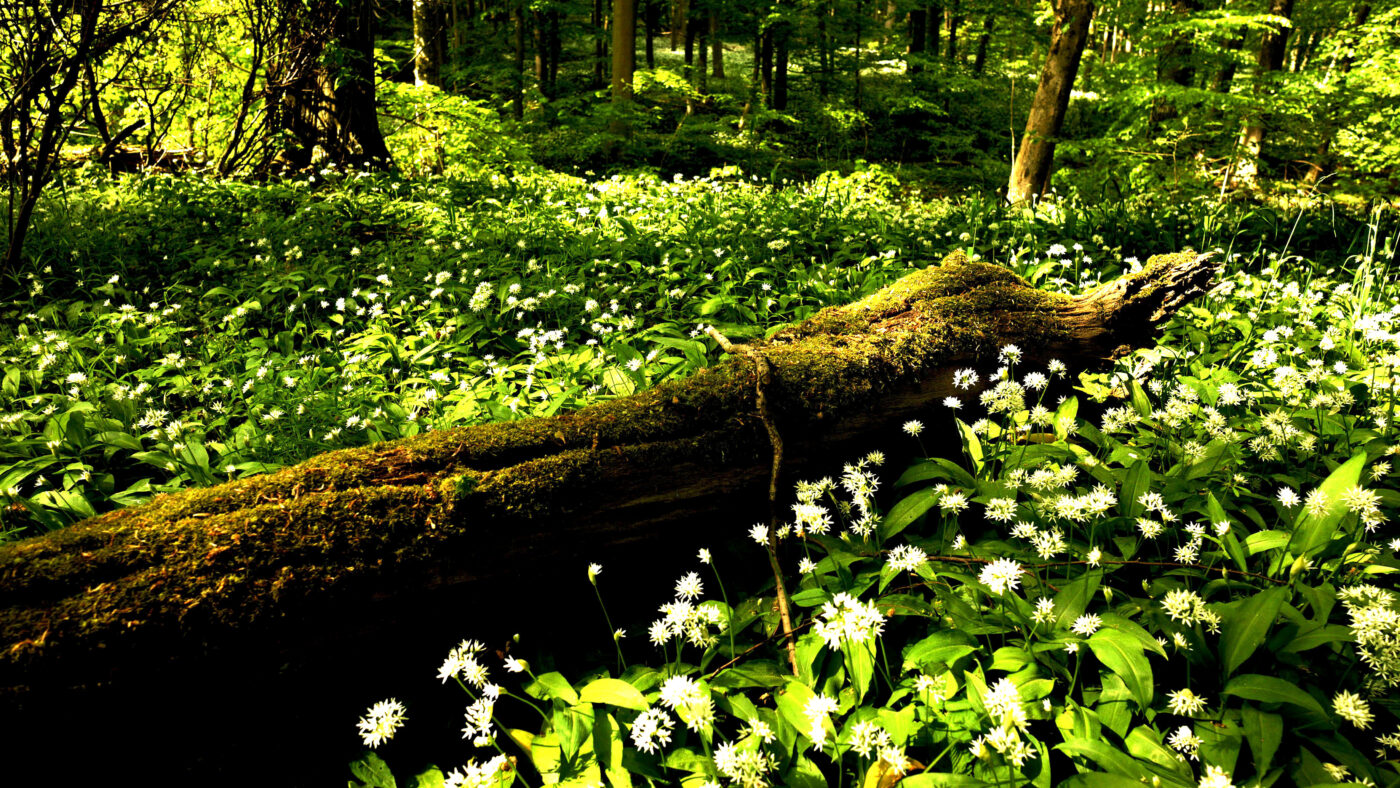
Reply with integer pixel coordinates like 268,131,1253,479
675,572,704,601
849,720,890,758
1161,589,1210,627
588,563,603,583
978,558,1023,595
659,675,714,732
887,544,928,573
443,755,511,788
798,557,817,574
1032,597,1056,624
940,491,970,514
439,639,488,684
983,677,1028,729
1070,614,1102,637
357,698,407,748
749,523,769,545
902,420,924,436
629,707,675,754
803,694,839,749
1168,725,1202,760
1198,764,1235,788
953,369,978,389
1167,688,1208,716
1333,689,1375,729
462,696,496,745
815,593,886,650
713,741,773,788
985,498,1018,522
1340,585,1400,686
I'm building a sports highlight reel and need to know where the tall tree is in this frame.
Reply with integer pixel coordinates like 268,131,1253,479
1305,2,1371,184
1150,0,1202,125
413,0,446,86
1228,0,1295,187
269,0,392,170
1,0,177,273
971,12,995,75
612,0,637,131
1006,0,1096,203
909,5,928,74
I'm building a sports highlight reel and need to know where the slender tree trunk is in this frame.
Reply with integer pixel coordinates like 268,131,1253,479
612,0,636,132
909,7,927,75
413,0,445,86
671,0,685,50
695,16,708,92
1228,0,1294,188
972,13,995,75
532,10,547,96
594,0,607,88
711,14,724,78
946,1,959,63
512,2,524,119
760,24,774,101
1006,0,1096,203
774,21,789,110
548,11,561,90
1305,3,1369,184
928,2,941,61
1212,33,1245,94
644,1,656,68
1150,0,1201,125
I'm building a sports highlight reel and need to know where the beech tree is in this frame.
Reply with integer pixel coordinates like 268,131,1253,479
1229,0,1295,187
1006,0,1095,204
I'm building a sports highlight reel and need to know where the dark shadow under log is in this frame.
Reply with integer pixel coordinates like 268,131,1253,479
0,250,1218,780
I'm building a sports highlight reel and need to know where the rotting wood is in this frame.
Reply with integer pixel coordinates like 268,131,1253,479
0,250,1220,694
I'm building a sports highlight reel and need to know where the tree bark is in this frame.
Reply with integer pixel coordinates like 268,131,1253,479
512,2,524,119
945,1,959,63
0,250,1220,696
1228,0,1294,189
711,14,724,78
413,0,445,86
972,13,995,76
773,21,790,110
1006,0,1094,204
909,7,927,75
611,0,636,131
1150,0,1201,126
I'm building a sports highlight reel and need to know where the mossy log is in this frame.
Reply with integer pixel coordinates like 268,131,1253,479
0,250,1219,695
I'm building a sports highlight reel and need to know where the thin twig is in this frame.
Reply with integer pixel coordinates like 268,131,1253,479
706,326,799,675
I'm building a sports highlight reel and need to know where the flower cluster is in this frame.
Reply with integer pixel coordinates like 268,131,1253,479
814,592,886,650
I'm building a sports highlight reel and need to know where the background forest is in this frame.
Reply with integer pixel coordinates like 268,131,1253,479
2,1,1400,787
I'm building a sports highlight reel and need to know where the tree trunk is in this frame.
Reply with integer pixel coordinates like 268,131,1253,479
645,0,657,68
928,2,941,60
946,1,959,63
612,0,636,131
533,10,547,96
1305,3,1369,184
774,21,790,110
512,2,524,119
972,13,995,75
760,23,774,102
273,0,393,170
1006,0,1095,204
413,0,445,86
1150,0,1201,126
711,14,724,78
594,0,607,88
695,15,708,93
0,250,1220,700
909,7,927,74
1212,32,1245,94
1228,0,1294,189
671,0,686,50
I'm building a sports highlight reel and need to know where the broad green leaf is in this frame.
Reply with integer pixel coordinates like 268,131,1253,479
1120,460,1150,519
1056,738,1149,779
1281,624,1353,653
528,672,580,705
1221,674,1328,719
1128,379,1153,418
579,678,649,711
955,418,983,472
349,752,398,788
1060,773,1151,788
1221,586,1286,676
1053,570,1102,631
1241,704,1283,778
1291,451,1366,557
894,773,989,787
1086,629,1153,709
883,487,939,540
1244,530,1291,555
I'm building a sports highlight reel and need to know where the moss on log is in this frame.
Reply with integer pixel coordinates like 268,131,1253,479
0,250,1219,693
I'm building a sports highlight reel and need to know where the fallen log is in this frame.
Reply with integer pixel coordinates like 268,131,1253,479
0,250,1219,697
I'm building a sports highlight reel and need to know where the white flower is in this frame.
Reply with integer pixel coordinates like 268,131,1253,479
943,396,962,409
887,544,928,573
1167,725,1202,760
902,420,924,436
798,557,817,574
698,548,712,564
1333,689,1375,729
814,592,886,650
675,572,704,601
629,707,675,754
1198,764,1234,788
983,677,1027,729
978,558,1022,595
1032,597,1055,624
588,563,602,582
1277,486,1300,508
1070,614,1102,637
1167,688,1208,716
749,523,769,545
503,657,526,674
357,698,407,748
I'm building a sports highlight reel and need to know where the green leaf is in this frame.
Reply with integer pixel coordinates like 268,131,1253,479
1128,379,1152,419
955,418,983,472
349,753,398,788
894,773,990,787
1221,586,1287,676
1086,629,1154,709
1053,570,1102,631
1241,704,1283,778
1221,674,1328,720
1291,451,1366,557
883,487,939,540
1120,460,1150,519
528,672,580,705
1056,738,1149,779
579,678,649,711
1060,773,1152,788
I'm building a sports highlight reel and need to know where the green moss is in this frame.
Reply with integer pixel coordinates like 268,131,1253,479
0,250,1119,680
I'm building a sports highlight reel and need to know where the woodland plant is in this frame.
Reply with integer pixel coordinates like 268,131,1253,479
347,234,1400,787
2,168,1390,540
